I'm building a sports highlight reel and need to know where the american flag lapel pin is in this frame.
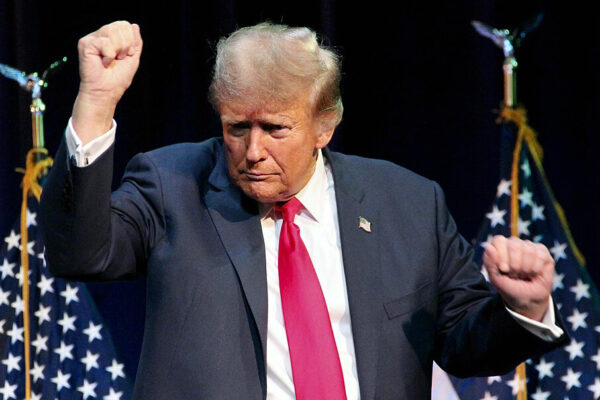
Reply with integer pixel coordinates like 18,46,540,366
358,216,371,233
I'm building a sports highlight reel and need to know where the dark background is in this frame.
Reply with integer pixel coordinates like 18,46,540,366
1,0,598,380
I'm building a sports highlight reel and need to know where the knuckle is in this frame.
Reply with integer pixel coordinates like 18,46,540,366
77,37,87,51
507,238,520,253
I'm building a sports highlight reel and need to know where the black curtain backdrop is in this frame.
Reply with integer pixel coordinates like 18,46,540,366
1,0,598,379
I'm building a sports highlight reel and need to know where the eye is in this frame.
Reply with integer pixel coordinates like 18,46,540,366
228,122,251,136
261,123,289,137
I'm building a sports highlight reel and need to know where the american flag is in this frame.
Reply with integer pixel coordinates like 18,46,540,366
446,120,600,399
0,198,132,400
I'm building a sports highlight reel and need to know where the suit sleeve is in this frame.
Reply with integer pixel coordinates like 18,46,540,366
40,139,166,281
431,182,568,377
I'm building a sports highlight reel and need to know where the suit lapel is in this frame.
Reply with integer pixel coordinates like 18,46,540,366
204,145,268,366
327,149,382,400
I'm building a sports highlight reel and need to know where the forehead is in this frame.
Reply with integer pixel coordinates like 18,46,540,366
218,97,313,122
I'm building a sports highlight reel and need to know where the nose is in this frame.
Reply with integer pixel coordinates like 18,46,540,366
246,127,267,163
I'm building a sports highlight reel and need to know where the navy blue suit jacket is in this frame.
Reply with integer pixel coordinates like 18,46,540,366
40,137,567,399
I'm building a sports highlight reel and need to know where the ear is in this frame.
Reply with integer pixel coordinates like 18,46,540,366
314,112,337,149
315,125,335,149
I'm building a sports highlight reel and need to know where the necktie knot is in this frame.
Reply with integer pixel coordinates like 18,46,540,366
274,197,303,223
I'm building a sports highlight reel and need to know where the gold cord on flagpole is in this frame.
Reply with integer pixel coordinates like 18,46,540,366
17,148,53,400
499,107,586,266
501,107,528,400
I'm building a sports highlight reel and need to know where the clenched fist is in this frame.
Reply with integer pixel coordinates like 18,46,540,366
483,235,555,322
72,21,143,145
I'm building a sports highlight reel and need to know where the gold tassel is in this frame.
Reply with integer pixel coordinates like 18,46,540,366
17,148,53,400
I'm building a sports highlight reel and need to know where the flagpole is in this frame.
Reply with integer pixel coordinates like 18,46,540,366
1,58,65,400
503,57,517,109
472,15,543,400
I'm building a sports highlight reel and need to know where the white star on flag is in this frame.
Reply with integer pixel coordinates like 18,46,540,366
51,370,71,391
30,361,45,383
552,272,565,290
77,379,98,399
34,303,52,325
37,251,46,266
560,368,582,390
31,333,48,354
549,241,567,262
480,391,498,400
0,287,10,306
1,353,21,373
480,235,494,250
591,349,600,370
26,210,37,228
564,339,584,361
567,309,588,331
517,217,531,236
506,372,526,395
60,283,80,305
588,377,600,399
486,205,506,228
0,258,15,278
518,187,534,208
15,268,31,286
106,359,126,380
0,319,4,334
104,388,123,400
11,295,24,316
36,274,55,295
535,358,555,379
57,311,77,334
6,322,24,344
0,381,17,400
487,376,501,384
81,350,100,372
4,230,20,250
54,341,74,362
570,279,591,302
530,387,551,400
24,239,36,256
531,202,545,221
496,179,511,197
521,159,531,177
83,321,103,343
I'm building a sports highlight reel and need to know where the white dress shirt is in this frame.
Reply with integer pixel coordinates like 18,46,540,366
65,120,563,400
260,149,360,399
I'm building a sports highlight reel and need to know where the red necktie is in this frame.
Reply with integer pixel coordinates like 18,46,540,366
275,197,347,400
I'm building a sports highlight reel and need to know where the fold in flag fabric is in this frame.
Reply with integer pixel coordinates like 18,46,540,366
1,198,132,400
433,111,600,400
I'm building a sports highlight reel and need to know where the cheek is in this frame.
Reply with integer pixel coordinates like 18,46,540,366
225,140,246,165
279,148,315,182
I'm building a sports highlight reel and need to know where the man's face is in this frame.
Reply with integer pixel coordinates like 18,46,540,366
219,98,333,204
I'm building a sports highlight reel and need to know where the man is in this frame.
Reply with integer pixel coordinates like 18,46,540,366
40,21,567,399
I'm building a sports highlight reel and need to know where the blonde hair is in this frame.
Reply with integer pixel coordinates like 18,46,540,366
209,22,343,127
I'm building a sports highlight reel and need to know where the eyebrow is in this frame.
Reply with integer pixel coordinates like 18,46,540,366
221,115,293,125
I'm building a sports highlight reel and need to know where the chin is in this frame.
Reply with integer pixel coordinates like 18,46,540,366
239,183,286,204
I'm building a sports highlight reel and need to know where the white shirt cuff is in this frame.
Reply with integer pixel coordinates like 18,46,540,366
506,296,564,341
65,117,116,167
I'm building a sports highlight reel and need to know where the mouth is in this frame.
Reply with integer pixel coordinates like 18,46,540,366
243,172,273,181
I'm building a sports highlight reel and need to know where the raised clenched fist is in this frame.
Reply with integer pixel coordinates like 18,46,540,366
72,21,143,145
483,235,555,321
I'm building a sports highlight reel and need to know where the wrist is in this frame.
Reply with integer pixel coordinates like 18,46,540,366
72,91,117,145
507,297,550,322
